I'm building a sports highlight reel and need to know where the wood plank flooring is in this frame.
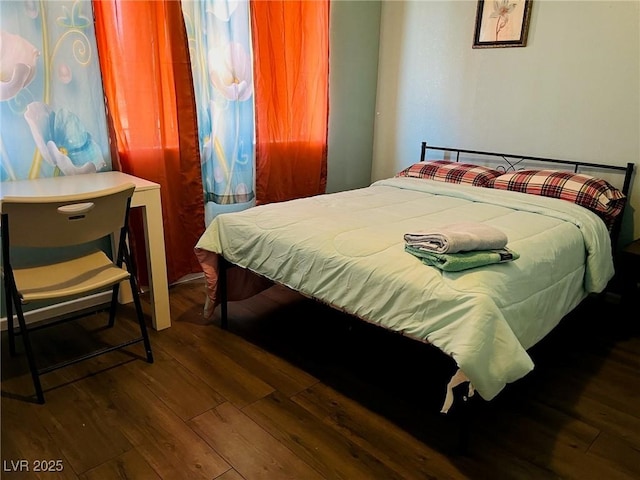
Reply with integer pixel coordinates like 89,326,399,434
2,279,639,479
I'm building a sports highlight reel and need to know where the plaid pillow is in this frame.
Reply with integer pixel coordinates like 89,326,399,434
490,169,626,228
395,161,501,187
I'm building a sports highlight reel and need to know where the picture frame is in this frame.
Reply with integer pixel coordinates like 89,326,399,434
473,0,533,49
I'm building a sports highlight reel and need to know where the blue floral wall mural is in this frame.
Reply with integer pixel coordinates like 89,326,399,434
0,0,111,181
181,0,255,226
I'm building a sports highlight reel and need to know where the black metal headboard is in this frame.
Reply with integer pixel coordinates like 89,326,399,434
420,142,634,196
420,142,635,247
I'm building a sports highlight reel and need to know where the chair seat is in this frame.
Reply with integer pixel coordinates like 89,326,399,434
14,250,130,303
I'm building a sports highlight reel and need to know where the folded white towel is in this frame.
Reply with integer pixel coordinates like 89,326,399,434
404,222,508,254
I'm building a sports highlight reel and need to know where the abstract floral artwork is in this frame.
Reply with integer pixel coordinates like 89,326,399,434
473,0,533,48
0,0,111,181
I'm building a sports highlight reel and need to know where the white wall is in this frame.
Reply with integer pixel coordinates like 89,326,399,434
327,1,381,193
372,0,640,243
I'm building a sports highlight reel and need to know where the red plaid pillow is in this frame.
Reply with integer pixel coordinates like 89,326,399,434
490,170,626,228
395,161,501,187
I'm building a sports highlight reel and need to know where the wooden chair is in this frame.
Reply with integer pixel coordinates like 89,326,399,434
1,183,154,404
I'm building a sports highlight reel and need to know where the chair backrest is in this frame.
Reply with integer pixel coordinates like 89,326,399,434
1,183,136,248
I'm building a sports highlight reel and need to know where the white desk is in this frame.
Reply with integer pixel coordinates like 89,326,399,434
0,171,171,330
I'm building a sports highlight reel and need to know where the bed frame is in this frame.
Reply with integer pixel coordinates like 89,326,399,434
215,143,635,452
420,143,635,249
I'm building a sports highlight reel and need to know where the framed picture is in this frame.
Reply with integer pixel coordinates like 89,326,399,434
473,0,533,48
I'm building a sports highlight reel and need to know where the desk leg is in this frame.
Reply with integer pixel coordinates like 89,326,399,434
134,190,171,330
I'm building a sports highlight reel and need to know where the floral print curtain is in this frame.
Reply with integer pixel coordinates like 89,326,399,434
181,0,255,226
0,0,111,181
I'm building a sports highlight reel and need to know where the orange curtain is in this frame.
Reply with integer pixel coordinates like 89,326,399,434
93,0,205,285
251,0,330,203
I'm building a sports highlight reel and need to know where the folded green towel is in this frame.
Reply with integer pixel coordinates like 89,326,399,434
405,245,519,272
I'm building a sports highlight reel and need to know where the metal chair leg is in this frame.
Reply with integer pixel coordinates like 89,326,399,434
108,283,120,328
129,275,153,364
11,292,44,404
5,280,16,356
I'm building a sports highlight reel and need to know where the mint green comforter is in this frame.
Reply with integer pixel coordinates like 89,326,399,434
195,177,614,401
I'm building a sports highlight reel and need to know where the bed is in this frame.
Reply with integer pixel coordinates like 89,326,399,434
194,143,634,411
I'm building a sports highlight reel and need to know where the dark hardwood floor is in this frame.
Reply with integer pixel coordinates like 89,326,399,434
2,278,639,479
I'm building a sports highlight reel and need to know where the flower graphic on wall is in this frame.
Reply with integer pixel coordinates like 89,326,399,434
24,102,106,175
0,30,40,102
490,0,518,41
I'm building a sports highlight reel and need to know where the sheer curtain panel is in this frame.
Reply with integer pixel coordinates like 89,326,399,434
251,0,330,204
94,0,205,285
